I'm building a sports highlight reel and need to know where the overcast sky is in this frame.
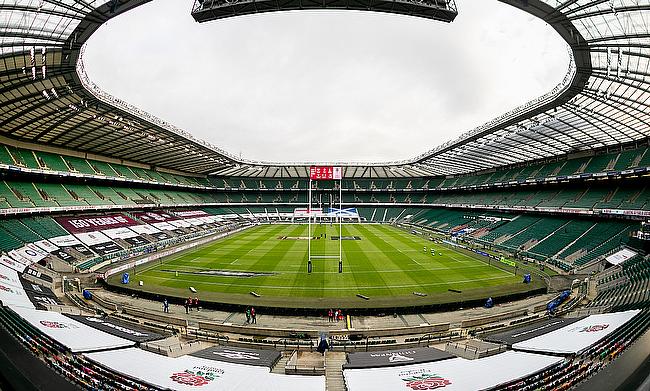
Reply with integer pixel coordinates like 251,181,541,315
83,0,569,163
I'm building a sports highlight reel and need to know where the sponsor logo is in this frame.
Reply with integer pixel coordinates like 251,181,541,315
212,349,260,360
84,317,149,337
400,369,451,390
568,324,610,333
389,353,415,363
0,273,10,282
580,324,609,333
39,320,80,329
0,283,13,293
170,366,223,387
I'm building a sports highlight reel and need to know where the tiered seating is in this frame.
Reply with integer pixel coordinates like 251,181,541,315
0,181,33,208
489,309,650,391
0,225,23,252
583,309,650,360
478,215,539,245
20,217,67,239
560,221,635,265
526,220,595,259
34,151,70,172
64,184,106,206
591,257,650,310
36,184,85,207
573,228,634,266
62,156,97,175
7,181,58,208
0,307,158,391
500,217,568,251
613,149,642,170
0,220,41,243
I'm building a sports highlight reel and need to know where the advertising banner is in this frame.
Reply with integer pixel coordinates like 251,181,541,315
34,240,59,253
55,214,138,234
191,346,281,368
132,211,178,223
129,224,161,234
512,310,641,354
10,244,48,265
65,315,164,343
605,248,638,265
20,279,61,308
0,255,27,272
0,264,35,309
86,348,324,391
151,222,177,231
103,227,139,240
172,210,209,218
344,351,561,391
49,235,83,247
75,231,113,245
12,307,135,353
345,347,454,369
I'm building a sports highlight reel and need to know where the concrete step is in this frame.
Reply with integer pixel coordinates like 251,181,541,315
325,351,347,391
271,352,293,374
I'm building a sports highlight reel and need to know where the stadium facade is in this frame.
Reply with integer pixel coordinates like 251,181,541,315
1,1,650,391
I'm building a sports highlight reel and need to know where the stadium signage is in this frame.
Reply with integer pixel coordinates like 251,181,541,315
66,315,162,342
191,346,281,367
345,347,454,369
399,369,451,390
309,166,342,180
56,214,137,233
170,366,224,387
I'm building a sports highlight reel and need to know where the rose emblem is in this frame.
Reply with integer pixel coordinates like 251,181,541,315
170,372,210,387
582,324,609,333
403,374,451,390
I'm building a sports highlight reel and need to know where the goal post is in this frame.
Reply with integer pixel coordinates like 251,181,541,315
308,166,343,273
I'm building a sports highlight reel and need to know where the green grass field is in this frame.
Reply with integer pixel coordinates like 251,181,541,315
111,224,544,308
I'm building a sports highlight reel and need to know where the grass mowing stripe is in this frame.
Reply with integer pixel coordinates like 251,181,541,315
124,224,532,305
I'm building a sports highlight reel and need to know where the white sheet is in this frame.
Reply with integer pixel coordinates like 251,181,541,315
86,347,325,391
11,307,134,352
344,351,562,391
512,309,641,354
0,264,35,309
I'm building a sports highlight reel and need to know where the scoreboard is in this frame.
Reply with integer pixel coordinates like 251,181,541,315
309,166,342,180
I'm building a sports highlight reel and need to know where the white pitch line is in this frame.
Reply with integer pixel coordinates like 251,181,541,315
144,274,515,290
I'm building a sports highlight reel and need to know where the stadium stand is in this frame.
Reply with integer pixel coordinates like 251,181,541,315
1,1,650,390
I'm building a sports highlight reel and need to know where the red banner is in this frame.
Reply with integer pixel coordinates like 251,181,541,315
309,166,342,180
55,214,138,234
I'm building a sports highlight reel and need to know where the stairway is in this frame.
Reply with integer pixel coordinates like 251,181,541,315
325,351,347,391
271,351,293,374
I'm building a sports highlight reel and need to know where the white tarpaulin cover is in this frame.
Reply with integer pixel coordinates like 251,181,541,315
512,310,641,354
86,347,325,391
34,240,59,253
0,255,28,273
12,307,134,352
49,235,83,247
75,231,112,246
152,221,177,231
103,227,139,240
9,244,48,265
0,264,35,309
130,224,162,235
344,351,561,391
605,248,638,265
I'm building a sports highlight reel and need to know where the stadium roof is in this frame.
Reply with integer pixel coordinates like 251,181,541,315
0,0,648,178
